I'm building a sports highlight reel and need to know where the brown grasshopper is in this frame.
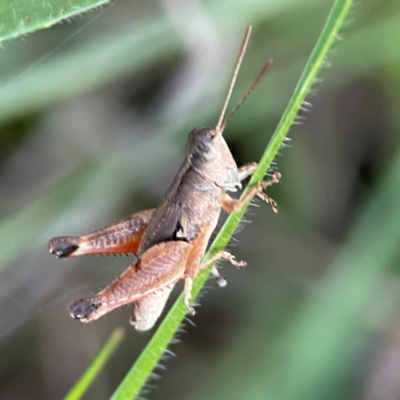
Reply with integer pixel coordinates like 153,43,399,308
48,26,281,331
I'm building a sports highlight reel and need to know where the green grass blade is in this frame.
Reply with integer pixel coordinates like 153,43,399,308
0,0,109,43
64,327,125,400
110,0,353,398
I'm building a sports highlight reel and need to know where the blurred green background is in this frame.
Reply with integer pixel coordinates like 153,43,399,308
1,0,400,399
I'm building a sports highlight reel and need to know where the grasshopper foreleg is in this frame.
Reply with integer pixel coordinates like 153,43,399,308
222,172,281,214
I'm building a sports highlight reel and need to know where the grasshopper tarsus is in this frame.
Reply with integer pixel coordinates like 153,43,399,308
257,172,282,213
49,236,79,258
200,251,247,273
70,298,100,321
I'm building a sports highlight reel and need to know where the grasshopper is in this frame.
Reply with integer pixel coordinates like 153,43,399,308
48,26,280,331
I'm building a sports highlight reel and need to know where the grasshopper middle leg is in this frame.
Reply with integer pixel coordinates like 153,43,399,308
184,248,246,315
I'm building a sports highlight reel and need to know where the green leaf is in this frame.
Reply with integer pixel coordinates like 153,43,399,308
0,0,110,43
110,0,354,399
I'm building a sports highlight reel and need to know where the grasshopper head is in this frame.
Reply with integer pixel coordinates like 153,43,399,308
186,127,240,191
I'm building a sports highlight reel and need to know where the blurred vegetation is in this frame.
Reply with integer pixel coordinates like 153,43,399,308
0,0,400,399
65,328,125,400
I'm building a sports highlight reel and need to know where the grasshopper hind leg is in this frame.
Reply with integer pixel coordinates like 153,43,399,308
70,240,191,323
130,284,175,331
49,209,155,258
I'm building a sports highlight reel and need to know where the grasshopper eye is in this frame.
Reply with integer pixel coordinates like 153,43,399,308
195,139,216,161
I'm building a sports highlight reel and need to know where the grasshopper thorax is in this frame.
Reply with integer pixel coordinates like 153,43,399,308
186,127,240,191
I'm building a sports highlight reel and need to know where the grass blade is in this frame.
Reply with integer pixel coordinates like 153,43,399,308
64,327,125,400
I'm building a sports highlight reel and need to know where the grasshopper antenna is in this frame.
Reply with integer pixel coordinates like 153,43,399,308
215,26,252,139
220,59,272,134
214,26,273,141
